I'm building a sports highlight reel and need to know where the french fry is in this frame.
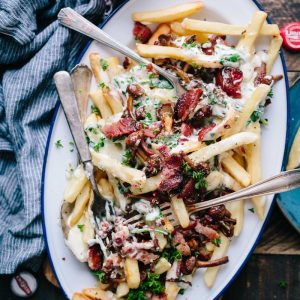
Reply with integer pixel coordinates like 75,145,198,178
237,11,267,54
136,44,222,68
154,258,172,275
245,122,265,220
72,293,91,300
92,151,146,186
171,196,190,228
82,211,95,243
116,282,129,298
165,281,180,300
233,152,246,168
124,258,140,289
170,21,208,42
64,164,88,203
155,232,168,250
222,171,243,192
98,178,115,201
89,89,113,119
203,234,230,288
69,183,91,227
130,173,162,195
103,88,124,114
148,24,171,45
227,201,244,236
266,35,283,74
188,132,258,163
108,175,129,212
132,2,203,24
182,18,279,36
221,155,251,187
106,57,123,80
170,139,204,154
89,53,110,84
82,288,115,300
286,128,300,170
224,84,270,136
206,171,224,191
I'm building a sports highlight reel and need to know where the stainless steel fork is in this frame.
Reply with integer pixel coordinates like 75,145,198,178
125,168,300,226
54,71,114,229
57,7,186,97
157,168,300,226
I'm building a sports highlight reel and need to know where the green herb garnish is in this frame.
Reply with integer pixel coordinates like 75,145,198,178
77,224,85,232
55,140,63,149
248,208,255,213
220,54,241,65
98,82,107,89
149,77,173,89
91,105,100,115
100,58,109,71
93,137,105,152
92,270,106,282
162,247,182,263
212,236,221,246
122,149,134,166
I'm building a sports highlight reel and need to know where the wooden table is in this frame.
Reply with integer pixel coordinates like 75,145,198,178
0,0,299,299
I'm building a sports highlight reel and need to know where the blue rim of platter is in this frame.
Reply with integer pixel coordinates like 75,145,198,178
41,1,291,299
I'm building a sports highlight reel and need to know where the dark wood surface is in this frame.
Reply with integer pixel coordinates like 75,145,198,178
1,0,299,299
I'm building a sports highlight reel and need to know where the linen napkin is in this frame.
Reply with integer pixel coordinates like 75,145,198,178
0,0,111,274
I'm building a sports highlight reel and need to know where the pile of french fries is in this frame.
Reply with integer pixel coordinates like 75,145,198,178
63,2,283,299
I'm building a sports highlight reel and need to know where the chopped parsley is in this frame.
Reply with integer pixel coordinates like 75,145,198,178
100,58,109,71
154,133,179,149
220,54,241,66
92,270,106,282
93,137,105,152
69,141,75,152
55,140,63,149
278,280,287,289
77,224,85,232
179,289,185,295
193,170,207,190
117,182,126,194
122,149,134,166
162,246,182,263
191,62,199,69
91,105,100,115
267,88,273,98
127,272,164,299
212,236,221,246
183,162,208,190
248,105,268,126
149,77,173,89
149,73,156,79
98,82,107,89
248,208,255,213
208,93,217,105
87,127,98,134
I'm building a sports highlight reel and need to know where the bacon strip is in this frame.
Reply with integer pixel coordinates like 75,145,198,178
102,117,136,139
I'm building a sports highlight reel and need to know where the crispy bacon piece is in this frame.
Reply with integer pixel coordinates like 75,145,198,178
173,231,191,256
127,83,145,98
207,205,226,220
181,123,194,137
196,256,229,268
180,179,195,200
125,130,143,149
202,35,226,55
182,256,196,275
135,250,159,264
194,221,219,241
87,244,102,271
145,154,162,176
102,117,136,139
158,154,183,192
141,140,155,156
175,88,203,121
123,57,130,69
133,22,152,44
198,123,216,141
157,34,174,46
216,67,243,98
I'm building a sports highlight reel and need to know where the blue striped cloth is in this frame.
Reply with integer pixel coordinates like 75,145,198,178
0,0,111,274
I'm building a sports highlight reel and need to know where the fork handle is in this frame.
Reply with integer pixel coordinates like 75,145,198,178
189,169,300,212
54,71,91,163
57,7,177,83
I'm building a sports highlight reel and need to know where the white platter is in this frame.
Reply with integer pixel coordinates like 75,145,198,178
42,0,288,299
